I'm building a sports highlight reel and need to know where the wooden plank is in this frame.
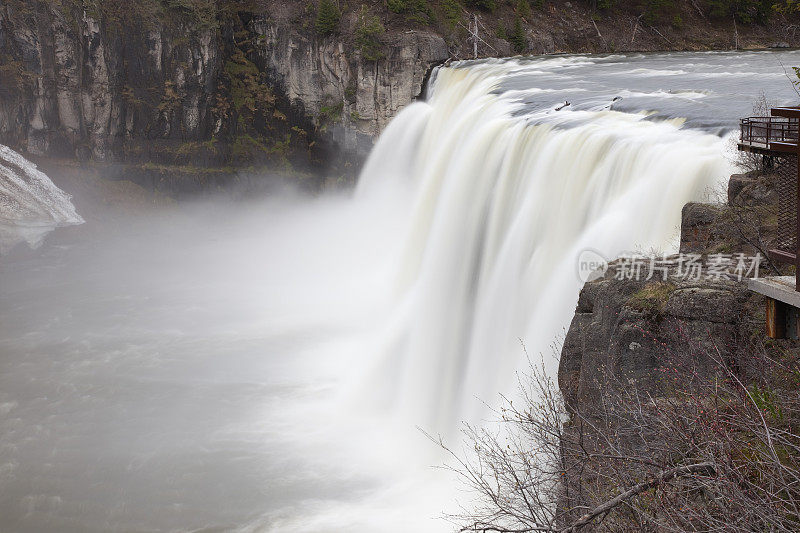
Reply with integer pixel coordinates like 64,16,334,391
771,107,800,118
738,142,799,155
768,249,797,264
738,143,787,157
768,142,800,153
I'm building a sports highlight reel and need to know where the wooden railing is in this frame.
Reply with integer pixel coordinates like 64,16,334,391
740,116,800,149
738,109,800,292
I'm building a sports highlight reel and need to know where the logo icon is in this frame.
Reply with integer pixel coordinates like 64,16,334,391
577,249,609,283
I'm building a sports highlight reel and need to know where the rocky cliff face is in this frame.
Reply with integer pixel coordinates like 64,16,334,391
0,1,447,185
0,1,220,162
558,274,757,410
557,168,800,525
560,166,796,409
254,7,447,160
556,266,760,528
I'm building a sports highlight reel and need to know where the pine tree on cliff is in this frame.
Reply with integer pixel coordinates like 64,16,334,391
315,0,341,36
509,17,526,53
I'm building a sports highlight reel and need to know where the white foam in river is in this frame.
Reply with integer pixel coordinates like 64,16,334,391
2,50,800,532
0,144,83,252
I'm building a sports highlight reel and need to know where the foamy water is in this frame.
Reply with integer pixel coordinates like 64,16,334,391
0,145,82,252
1,50,799,532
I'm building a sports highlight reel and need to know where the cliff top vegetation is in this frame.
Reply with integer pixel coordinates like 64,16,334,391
9,0,799,58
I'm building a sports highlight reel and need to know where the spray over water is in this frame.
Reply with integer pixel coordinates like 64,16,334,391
3,51,800,532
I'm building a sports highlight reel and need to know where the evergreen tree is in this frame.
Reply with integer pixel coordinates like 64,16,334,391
315,0,341,36
355,6,385,61
509,17,526,53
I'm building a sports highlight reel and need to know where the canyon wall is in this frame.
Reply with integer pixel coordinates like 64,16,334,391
253,3,448,159
0,1,447,182
2,0,794,190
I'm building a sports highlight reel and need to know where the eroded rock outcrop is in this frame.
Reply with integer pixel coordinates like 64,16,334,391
557,168,800,528
559,165,794,428
255,11,447,159
1,2,219,161
0,1,447,184
559,273,757,410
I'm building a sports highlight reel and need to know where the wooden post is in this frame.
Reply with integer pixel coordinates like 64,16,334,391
789,306,800,340
766,298,787,339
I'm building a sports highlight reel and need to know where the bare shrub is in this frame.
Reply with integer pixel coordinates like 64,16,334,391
437,335,800,532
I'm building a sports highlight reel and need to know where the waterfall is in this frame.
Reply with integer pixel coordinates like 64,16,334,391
0,144,83,253
357,60,734,430
2,52,796,533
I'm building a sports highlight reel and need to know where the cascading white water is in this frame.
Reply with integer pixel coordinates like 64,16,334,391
3,52,800,533
0,144,83,253
358,60,733,429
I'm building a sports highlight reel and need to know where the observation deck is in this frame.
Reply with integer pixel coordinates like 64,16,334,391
739,107,800,338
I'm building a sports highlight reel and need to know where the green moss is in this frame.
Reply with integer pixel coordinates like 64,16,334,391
139,161,234,174
516,0,531,18
162,0,219,31
120,85,146,108
229,132,293,167
53,0,256,35
156,80,183,114
270,133,293,159
344,84,357,103
627,282,676,314
224,48,276,118
750,384,785,423
708,242,735,255
175,139,220,159
0,56,35,96
711,0,772,24
59,0,162,32
319,102,344,123
231,133,267,161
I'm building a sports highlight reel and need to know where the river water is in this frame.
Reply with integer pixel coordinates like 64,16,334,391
1,50,800,532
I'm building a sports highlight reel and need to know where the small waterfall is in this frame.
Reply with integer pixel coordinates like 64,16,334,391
0,144,83,253
357,62,733,430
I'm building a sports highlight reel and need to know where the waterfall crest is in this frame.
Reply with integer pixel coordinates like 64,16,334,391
0,145,83,253
358,61,734,430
